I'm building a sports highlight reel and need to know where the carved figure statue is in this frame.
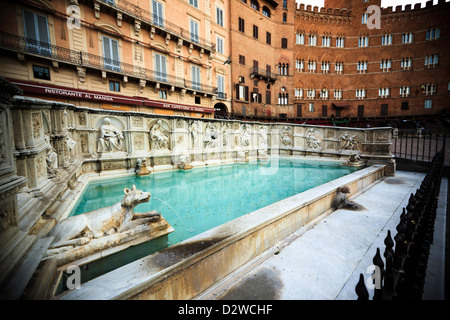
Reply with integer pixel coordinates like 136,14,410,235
135,158,150,175
258,126,267,147
240,124,251,147
189,121,199,148
150,120,169,150
281,126,292,146
306,128,321,149
178,154,193,170
341,133,359,151
98,118,124,152
47,185,160,254
44,136,58,175
203,123,218,148
331,186,360,210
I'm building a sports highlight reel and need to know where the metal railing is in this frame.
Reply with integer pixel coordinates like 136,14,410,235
0,31,217,95
250,67,278,81
392,128,449,163
98,0,215,52
356,148,445,300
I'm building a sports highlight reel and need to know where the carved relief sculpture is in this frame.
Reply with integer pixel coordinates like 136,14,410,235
97,118,124,152
44,136,58,177
203,123,218,148
340,133,360,151
306,128,321,149
240,124,251,147
189,121,199,148
281,126,293,147
258,126,268,148
150,120,170,150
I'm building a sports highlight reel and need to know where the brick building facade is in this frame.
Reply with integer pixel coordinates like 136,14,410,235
293,0,450,124
0,0,449,124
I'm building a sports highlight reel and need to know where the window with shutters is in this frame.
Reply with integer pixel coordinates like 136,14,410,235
216,7,223,27
23,10,51,57
190,19,199,44
155,53,167,82
152,0,164,27
236,84,249,101
217,75,225,98
102,36,121,72
216,36,224,54
191,65,201,90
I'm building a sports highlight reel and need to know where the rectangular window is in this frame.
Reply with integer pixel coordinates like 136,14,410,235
266,90,271,104
336,37,344,47
190,19,199,44
102,36,121,71
23,10,51,56
358,105,364,117
424,99,433,109
109,80,120,92
32,65,50,80
191,65,201,90
253,25,258,39
239,55,245,65
266,32,271,45
216,7,223,27
358,36,368,47
296,33,304,45
155,53,167,82
281,38,287,48
216,36,224,54
380,104,388,116
308,102,315,112
159,90,167,99
152,0,164,27
401,101,409,110
189,0,198,8
238,17,245,32
217,75,225,98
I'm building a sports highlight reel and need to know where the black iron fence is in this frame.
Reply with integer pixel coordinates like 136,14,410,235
355,147,445,300
392,129,448,163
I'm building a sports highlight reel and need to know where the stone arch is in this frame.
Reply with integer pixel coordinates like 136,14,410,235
94,21,124,36
214,102,229,118
152,41,170,53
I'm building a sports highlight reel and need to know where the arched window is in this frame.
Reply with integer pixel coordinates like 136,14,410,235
262,6,271,17
250,0,260,11
283,13,287,22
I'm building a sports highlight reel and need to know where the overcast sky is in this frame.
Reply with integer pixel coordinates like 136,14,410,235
296,0,446,9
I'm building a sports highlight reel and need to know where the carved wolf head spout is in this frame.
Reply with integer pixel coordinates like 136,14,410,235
122,185,151,207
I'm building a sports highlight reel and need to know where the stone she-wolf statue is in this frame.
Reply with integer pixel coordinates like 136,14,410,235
47,185,161,255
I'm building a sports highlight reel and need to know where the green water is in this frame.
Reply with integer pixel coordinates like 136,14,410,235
62,159,359,287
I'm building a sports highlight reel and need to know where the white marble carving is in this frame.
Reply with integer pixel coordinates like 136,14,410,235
47,185,161,255
97,118,124,152
150,120,170,151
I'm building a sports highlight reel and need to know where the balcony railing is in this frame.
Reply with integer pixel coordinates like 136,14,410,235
250,67,278,82
98,0,215,52
0,31,217,95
